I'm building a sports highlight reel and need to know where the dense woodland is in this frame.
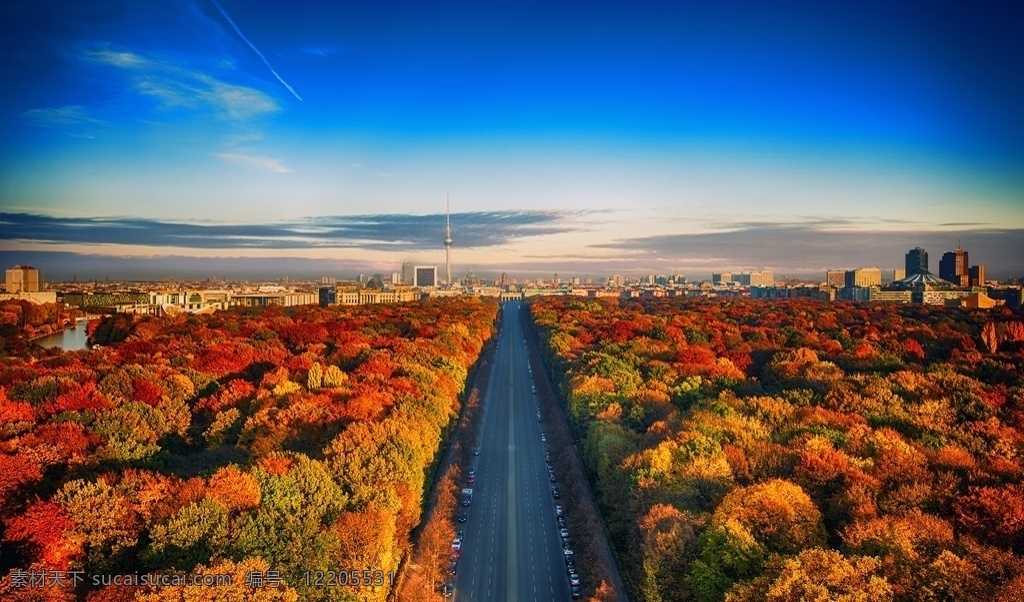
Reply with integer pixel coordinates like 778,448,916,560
0,299,77,357
531,297,1024,602
0,298,497,601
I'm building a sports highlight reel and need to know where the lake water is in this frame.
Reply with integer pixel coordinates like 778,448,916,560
35,320,91,351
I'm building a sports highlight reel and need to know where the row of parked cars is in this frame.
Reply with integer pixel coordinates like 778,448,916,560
441,462,478,597
532,368,582,601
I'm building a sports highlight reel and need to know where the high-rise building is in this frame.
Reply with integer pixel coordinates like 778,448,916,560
712,272,732,285
6,266,40,293
733,271,774,286
905,247,928,277
969,265,986,288
939,248,969,287
402,262,415,285
414,266,437,288
826,270,846,287
443,195,453,285
845,267,882,288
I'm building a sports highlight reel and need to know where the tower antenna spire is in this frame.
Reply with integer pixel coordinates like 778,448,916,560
444,193,453,285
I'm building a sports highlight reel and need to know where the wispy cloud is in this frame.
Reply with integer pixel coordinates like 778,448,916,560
207,0,302,102
22,105,104,128
301,45,338,57
216,152,292,173
86,48,279,121
0,211,580,251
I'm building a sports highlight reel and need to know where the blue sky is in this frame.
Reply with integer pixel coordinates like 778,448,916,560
1,0,1022,280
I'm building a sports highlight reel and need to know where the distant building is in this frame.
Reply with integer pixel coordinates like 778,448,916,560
939,248,969,287
987,286,1022,309
826,270,846,287
958,293,1001,309
733,271,774,286
892,269,906,282
402,262,415,286
63,291,151,313
838,286,872,302
916,289,972,306
905,247,928,277
712,272,732,285
751,284,833,301
969,265,986,288
414,266,437,288
869,288,912,303
6,265,40,293
319,286,336,307
231,291,316,308
844,267,881,288
0,290,56,304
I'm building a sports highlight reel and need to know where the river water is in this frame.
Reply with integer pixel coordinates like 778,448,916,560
35,320,91,351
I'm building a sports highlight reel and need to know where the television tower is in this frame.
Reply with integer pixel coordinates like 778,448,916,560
444,194,453,285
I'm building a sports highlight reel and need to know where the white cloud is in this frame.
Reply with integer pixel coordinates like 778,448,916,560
84,47,279,121
216,152,293,173
22,105,104,127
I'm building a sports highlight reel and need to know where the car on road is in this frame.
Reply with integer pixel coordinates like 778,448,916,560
571,585,581,599
457,511,468,523
569,572,580,586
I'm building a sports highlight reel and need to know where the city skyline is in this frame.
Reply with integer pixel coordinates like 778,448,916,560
2,1,1023,279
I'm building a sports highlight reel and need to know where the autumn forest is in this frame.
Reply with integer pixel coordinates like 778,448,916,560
2,295,1023,602
0,298,497,601
531,297,1024,602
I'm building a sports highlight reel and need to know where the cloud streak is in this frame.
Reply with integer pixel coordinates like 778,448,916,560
86,48,279,121
216,152,292,173
22,105,104,127
595,222,1024,276
0,211,578,251
208,0,303,102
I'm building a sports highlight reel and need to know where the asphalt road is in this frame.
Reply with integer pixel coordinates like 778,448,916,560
454,302,572,602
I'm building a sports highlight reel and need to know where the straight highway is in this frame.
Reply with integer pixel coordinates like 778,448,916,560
453,302,573,601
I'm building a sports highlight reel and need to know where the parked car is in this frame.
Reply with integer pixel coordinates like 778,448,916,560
571,585,581,599
569,572,580,586
555,504,564,516
551,487,560,499
473,447,480,456
442,581,455,597
458,511,468,523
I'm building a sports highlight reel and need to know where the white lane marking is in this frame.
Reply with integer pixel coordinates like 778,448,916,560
506,335,519,601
